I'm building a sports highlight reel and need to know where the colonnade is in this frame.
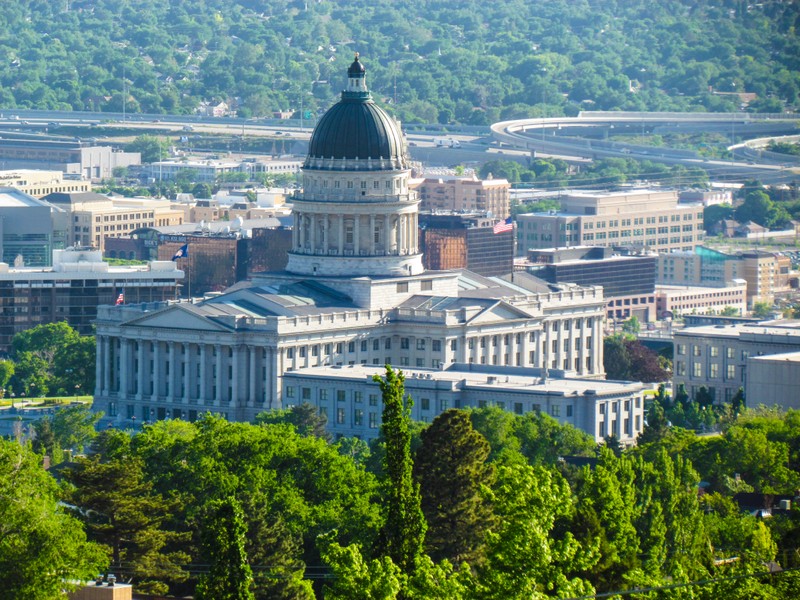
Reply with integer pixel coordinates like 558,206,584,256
95,336,283,410
291,211,419,256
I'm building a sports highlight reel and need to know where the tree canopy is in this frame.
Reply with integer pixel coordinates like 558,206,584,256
0,1,796,121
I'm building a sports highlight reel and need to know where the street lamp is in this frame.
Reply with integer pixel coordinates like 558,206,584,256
74,384,81,397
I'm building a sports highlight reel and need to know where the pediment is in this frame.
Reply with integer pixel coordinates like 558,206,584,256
122,305,232,332
466,301,533,325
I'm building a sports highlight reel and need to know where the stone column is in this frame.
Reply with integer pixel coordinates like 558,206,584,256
231,346,240,406
249,347,257,406
119,339,129,397
369,214,376,255
136,341,145,400
545,323,552,370
100,336,110,396
94,335,103,397
199,344,208,403
338,215,344,255
310,213,317,251
578,319,587,375
214,345,223,406
354,214,360,254
183,343,191,403
152,341,161,399
593,318,602,375
168,342,177,399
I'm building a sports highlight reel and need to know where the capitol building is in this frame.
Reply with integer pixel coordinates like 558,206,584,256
93,56,644,443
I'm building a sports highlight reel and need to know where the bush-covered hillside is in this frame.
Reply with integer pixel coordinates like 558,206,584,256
0,0,797,122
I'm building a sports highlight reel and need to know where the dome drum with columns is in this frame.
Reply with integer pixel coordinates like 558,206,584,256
286,55,424,277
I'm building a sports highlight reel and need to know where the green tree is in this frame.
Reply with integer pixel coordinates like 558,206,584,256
621,316,640,336
476,464,596,599
196,496,255,600
704,203,734,231
0,439,107,600
125,134,170,163
51,404,102,452
414,409,495,566
373,366,427,578
751,301,773,319
0,359,13,394
65,430,190,594
255,401,332,441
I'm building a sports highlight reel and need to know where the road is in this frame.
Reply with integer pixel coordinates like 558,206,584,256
1,108,798,184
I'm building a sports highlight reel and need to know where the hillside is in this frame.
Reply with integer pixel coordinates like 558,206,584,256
0,0,797,123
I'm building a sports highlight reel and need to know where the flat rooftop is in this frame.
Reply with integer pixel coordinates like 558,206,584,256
0,187,47,208
286,363,644,397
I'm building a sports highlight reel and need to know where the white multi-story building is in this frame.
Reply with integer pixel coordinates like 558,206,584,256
284,364,644,444
673,320,800,404
93,56,613,439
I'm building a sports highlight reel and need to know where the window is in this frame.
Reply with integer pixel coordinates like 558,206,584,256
302,387,311,400
726,347,735,359
373,339,380,351
337,408,345,424
285,386,295,398
348,342,355,353
710,346,719,357
693,362,702,377
420,398,430,410
550,405,560,417
369,413,378,428
319,389,328,401
710,364,719,378
421,279,433,291
726,364,736,380
354,409,363,426
337,390,346,402
566,405,573,417
416,339,426,350
385,339,392,350
354,391,363,403
677,344,686,355
401,338,410,350
397,282,409,293
693,345,701,357
432,340,441,352
514,402,523,415
439,399,449,412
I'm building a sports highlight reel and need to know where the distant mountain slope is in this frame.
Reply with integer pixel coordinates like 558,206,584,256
0,0,796,122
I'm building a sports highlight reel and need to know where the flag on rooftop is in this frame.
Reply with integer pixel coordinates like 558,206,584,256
115,291,125,306
171,243,189,261
493,217,513,234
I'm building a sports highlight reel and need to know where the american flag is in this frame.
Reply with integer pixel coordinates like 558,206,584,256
115,291,124,306
493,217,513,234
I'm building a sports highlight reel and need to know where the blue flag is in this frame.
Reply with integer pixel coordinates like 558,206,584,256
171,243,188,261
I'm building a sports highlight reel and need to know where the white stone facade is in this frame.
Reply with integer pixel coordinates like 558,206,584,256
283,364,645,444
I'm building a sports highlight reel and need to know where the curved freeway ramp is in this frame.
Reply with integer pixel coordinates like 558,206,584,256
491,111,799,184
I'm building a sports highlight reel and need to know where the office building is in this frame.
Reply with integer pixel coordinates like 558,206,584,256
285,363,645,444
655,282,747,319
673,320,800,404
0,169,90,197
0,135,139,179
658,246,793,308
419,213,514,277
0,248,182,353
0,187,60,267
43,192,185,252
521,246,658,323
414,175,510,218
516,189,704,255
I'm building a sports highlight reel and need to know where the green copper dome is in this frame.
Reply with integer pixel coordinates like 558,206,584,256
306,56,406,168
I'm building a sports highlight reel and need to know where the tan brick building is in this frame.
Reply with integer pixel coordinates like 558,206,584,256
414,175,510,219
44,192,185,251
517,189,704,255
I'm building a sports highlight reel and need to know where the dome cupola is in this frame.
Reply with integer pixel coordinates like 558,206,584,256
305,54,407,170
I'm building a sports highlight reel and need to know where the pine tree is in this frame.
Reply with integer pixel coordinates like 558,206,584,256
196,496,255,600
373,366,427,577
415,409,494,566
